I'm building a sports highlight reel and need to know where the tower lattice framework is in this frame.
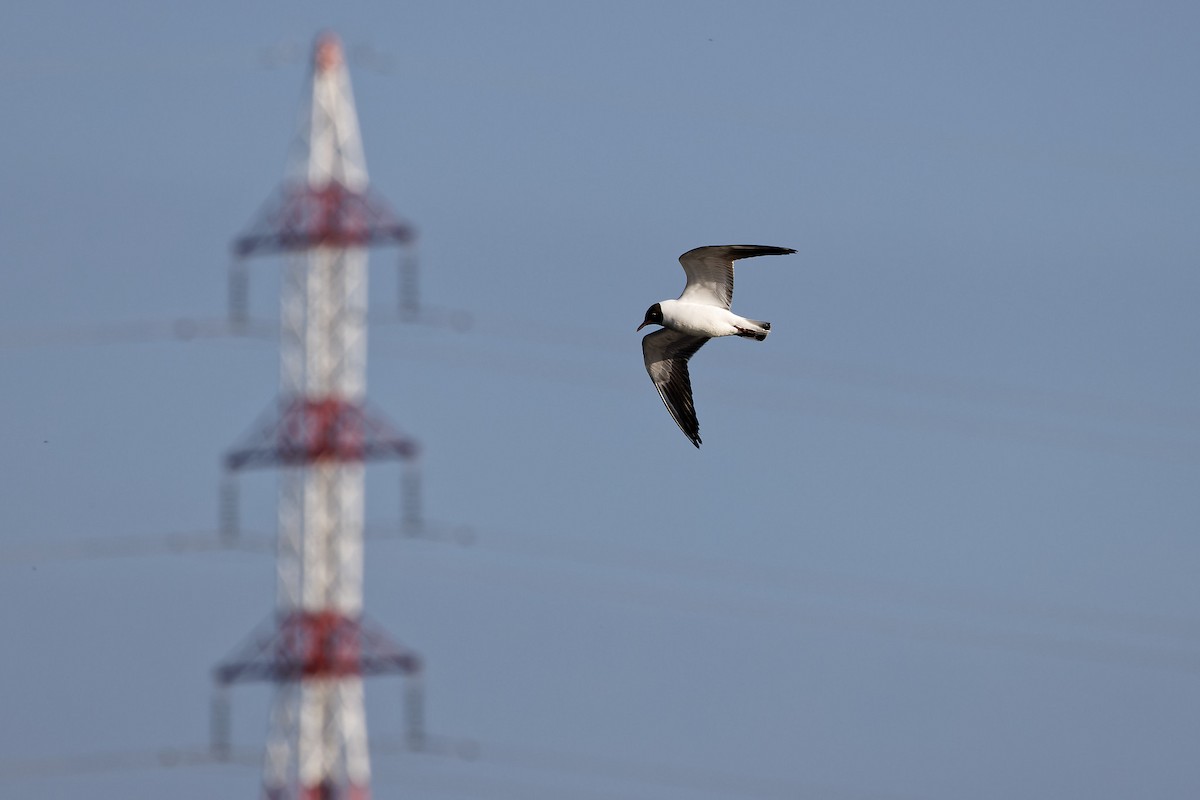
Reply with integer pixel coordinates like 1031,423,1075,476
215,32,422,800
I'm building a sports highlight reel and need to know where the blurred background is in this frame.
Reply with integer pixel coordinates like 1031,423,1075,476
1,2,1197,798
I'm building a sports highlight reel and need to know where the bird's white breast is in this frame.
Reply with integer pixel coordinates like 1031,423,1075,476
659,300,745,338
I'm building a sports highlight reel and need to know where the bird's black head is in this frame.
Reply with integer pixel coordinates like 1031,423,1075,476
637,302,664,332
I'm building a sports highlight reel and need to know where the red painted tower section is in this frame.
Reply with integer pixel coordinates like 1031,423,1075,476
215,32,422,800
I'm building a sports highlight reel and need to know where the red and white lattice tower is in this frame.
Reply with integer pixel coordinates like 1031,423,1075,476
215,32,422,800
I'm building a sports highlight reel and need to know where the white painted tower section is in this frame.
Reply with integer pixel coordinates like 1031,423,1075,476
269,32,372,800
215,30,422,800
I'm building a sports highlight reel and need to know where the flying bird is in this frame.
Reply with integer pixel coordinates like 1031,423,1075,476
638,244,797,448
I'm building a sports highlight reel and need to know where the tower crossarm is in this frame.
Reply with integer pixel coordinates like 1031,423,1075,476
216,612,422,686
224,397,420,472
233,181,415,259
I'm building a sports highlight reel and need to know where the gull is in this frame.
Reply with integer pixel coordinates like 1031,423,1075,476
638,244,796,448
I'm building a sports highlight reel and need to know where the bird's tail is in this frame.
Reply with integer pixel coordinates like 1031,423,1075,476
736,320,771,342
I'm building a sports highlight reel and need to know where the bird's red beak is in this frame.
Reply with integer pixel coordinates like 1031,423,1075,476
636,321,648,331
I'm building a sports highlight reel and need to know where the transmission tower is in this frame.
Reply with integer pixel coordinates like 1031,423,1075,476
214,32,423,800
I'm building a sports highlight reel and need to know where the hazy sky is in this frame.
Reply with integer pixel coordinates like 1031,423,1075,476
1,2,1198,799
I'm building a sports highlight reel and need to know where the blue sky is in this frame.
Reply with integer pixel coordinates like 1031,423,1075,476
1,2,1198,798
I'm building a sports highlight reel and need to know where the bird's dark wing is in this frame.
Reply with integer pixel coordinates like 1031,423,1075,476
677,244,796,309
642,328,709,448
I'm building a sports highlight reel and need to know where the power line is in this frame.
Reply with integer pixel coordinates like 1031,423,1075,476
0,306,472,350
401,537,1200,676
5,519,1196,675
0,529,268,562
403,736,933,800
0,317,274,348
3,311,1194,464
0,733,929,800
0,519,471,564
0,745,256,780
8,517,1195,642
370,335,1199,465
426,525,1200,645
408,307,1200,433
5,308,1194,438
